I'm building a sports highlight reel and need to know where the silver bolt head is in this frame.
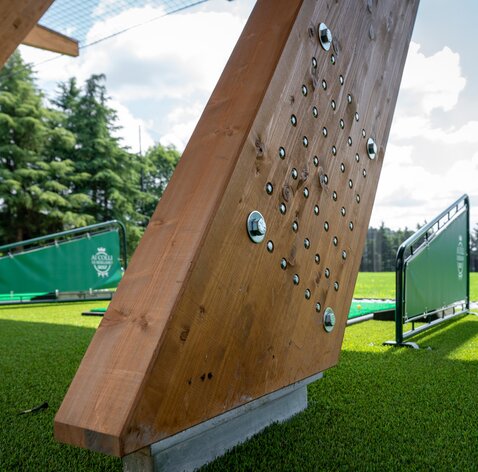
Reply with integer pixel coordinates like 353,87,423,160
247,211,267,243
319,23,332,51
323,307,336,333
367,138,377,159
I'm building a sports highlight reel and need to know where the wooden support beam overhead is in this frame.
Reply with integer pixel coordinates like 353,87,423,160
0,0,55,68
22,24,79,57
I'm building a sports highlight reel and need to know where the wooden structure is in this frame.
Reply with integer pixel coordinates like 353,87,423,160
0,0,78,68
54,0,419,458
22,24,79,57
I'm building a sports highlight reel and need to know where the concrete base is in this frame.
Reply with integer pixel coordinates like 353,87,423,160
123,373,322,472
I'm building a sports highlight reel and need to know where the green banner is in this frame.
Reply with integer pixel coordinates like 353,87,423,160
0,230,123,295
404,211,468,320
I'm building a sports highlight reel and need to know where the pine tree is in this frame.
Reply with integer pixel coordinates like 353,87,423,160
53,74,144,251
0,52,91,243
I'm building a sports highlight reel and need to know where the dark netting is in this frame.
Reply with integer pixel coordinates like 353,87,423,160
40,0,211,49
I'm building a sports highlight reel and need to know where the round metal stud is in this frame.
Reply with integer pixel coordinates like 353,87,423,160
267,240,274,253
280,203,287,215
355,153,360,162
304,238,310,249
349,179,353,189
332,145,337,156
347,94,352,104
279,147,286,159
291,168,298,179
291,114,297,126
367,137,377,159
324,268,330,278
303,187,309,198
312,57,318,68
323,307,336,333
331,100,336,110
332,191,337,201
322,174,329,185
305,289,311,300
313,156,319,167
348,136,353,146
340,118,344,129
349,221,354,231
324,221,329,231
293,274,300,285
362,129,366,138
333,236,338,246
334,281,339,291
266,182,273,195
302,84,308,96
341,207,346,216
340,163,345,173
356,194,360,204
322,127,328,137
322,79,327,90
303,136,309,147
315,254,320,264
342,250,347,260
292,221,299,232
331,54,336,65
318,23,332,51
247,211,267,244
339,75,344,85
316,302,322,313
280,258,287,270
314,205,320,215
363,169,367,178
313,106,318,118
355,112,359,122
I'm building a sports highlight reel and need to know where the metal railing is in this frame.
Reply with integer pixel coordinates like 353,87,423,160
0,220,128,269
391,194,470,346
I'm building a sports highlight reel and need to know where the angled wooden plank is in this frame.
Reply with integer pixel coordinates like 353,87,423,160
0,0,55,67
55,0,419,458
22,24,79,57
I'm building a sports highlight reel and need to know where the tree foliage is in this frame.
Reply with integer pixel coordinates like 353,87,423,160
0,52,91,242
0,52,180,254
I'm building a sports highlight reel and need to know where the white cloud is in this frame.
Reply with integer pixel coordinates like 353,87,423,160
110,99,154,153
21,1,254,152
401,42,466,114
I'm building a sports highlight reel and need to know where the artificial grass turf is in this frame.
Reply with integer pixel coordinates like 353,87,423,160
1,292,477,470
354,272,478,301
0,301,121,471
204,314,478,471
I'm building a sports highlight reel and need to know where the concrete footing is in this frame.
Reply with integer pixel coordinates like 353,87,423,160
123,373,322,472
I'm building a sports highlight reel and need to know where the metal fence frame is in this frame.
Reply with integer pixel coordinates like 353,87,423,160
385,195,470,347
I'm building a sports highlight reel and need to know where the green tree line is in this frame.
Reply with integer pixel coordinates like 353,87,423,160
0,52,180,254
362,222,478,272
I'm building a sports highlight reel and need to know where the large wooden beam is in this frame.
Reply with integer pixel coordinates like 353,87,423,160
55,0,419,458
22,24,79,57
0,0,55,67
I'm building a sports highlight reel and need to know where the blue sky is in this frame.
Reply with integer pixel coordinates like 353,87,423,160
19,0,478,230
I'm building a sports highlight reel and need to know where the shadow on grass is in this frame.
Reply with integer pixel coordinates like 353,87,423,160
2,315,477,471
0,319,121,472
203,316,478,471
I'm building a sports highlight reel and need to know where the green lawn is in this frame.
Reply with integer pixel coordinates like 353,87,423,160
1,277,477,471
354,272,478,301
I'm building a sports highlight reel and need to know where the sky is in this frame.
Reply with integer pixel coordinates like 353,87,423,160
18,0,478,231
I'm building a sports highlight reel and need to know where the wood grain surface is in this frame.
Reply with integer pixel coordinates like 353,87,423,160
22,24,79,57
55,0,419,457
0,0,55,67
